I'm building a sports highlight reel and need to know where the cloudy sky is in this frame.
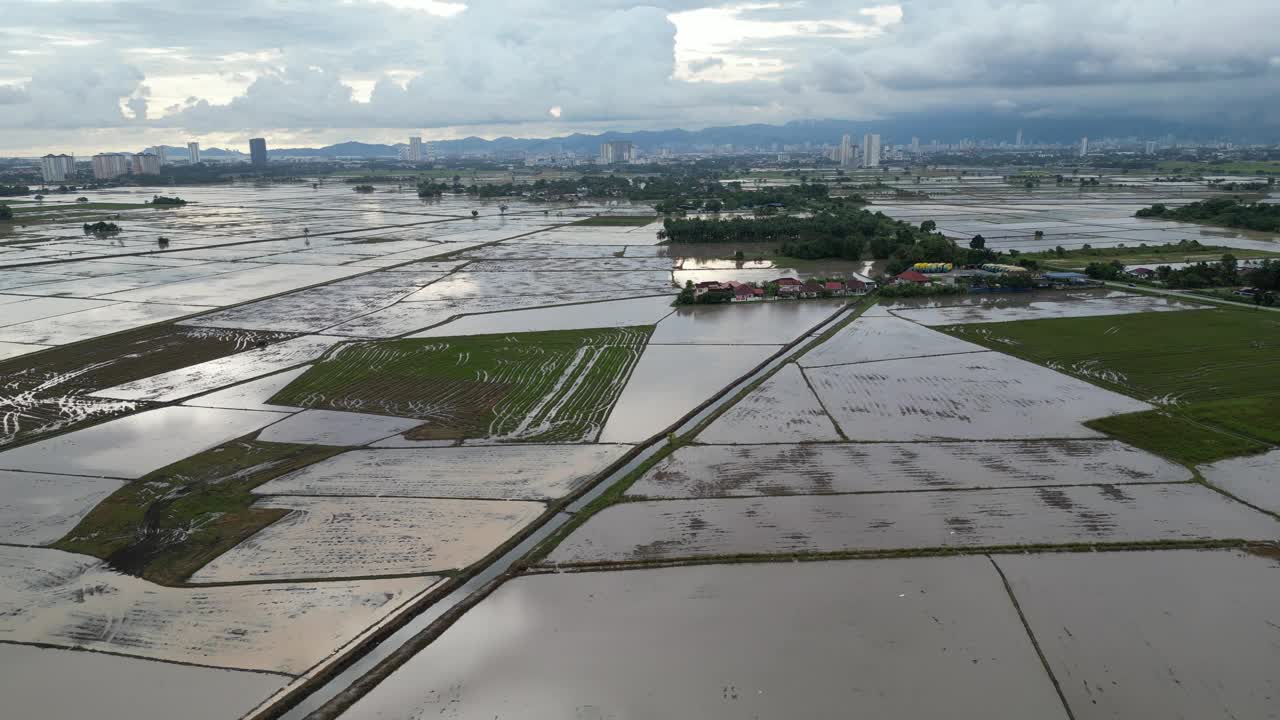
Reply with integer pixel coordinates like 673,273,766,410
2,0,1278,154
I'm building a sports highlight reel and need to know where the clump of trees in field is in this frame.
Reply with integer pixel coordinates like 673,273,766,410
0,185,29,197
0,204,11,221
150,195,187,206
352,185,375,193
83,221,121,235
1136,198,1280,232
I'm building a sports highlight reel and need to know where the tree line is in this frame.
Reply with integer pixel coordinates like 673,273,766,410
1136,199,1280,233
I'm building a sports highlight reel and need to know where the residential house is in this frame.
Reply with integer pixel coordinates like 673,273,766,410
800,280,824,298
895,270,932,284
824,281,847,296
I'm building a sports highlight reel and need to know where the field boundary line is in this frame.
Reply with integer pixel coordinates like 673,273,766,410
987,555,1078,720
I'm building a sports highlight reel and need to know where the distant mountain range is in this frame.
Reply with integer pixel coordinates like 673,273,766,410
140,114,1269,160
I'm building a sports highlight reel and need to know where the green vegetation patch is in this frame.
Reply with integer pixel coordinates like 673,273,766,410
55,439,342,585
1085,411,1267,466
0,325,296,447
571,215,656,227
946,307,1280,463
271,327,652,442
1026,240,1280,269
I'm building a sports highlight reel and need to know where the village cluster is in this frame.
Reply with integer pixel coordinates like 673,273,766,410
688,274,877,303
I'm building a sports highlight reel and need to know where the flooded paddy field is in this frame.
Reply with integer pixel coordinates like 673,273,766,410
270,328,649,443
256,444,629,500
1199,449,1280,514
548,483,1278,564
806,352,1152,441
649,298,846,345
798,315,987,367
343,558,1068,720
0,644,287,720
178,279,444,333
890,294,1206,326
93,334,341,402
188,495,542,582
630,440,1189,499
0,545,440,674
182,366,308,411
599,344,779,443
997,550,1280,720
0,469,126,544
697,363,843,443
256,409,422,446
0,406,287,478
411,295,675,337
0,299,209,345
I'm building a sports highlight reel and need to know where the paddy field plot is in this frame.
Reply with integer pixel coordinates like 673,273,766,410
0,470,126,545
257,409,422,446
806,352,1152,441
342,558,1068,720
629,440,1190,499
548,483,1278,564
411,295,675,337
890,294,1204,326
0,406,287,479
189,495,543,582
650,299,845,345
0,644,287,720
256,444,629,500
182,366,308,411
94,334,341,403
997,550,1280,720
1199,449,1280,514
0,546,439,674
944,307,1280,462
54,439,341,585
696,363,843,444
323,289,634,337
798,316,987,367
180,282,434,333
270,328,649,443
0,341,46,361
599,343,778,443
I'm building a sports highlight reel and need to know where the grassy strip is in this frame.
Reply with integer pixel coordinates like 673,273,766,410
1085,411,1268,466
571,215,657,227
55,439,343,586
1181,396,1280,445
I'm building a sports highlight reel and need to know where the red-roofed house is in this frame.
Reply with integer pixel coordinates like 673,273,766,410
895,270,932,284
824,281,846,296
800,280,824,298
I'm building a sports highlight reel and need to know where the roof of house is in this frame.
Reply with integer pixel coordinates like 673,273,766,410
1130,267,1156,275
774,277,803,286
801,281,825,291
897,270,931,283
824,281,845,290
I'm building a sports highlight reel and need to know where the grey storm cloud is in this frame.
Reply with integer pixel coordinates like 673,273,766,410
0,0,1278,137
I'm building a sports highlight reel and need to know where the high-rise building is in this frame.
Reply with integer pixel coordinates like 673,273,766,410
145,146,168,166
861,133,881,167
91,154,131,179
130,153,161,176
1016,128,1023,146
40,154,76,183
599,141,633,164
1080,137,1089,157
249,138,268,167
408,136,423,163
1145,140,1157,155
911,137,920,155
839,134,853,166
187,142,201,163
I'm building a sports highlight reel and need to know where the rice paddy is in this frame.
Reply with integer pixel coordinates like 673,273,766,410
270,327,651,442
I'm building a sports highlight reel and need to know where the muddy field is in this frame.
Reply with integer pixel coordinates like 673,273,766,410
997,550,1280,720
411,295,675,337
697,363,843,444
342,558,1068,719
189,495,543,581
649,299,845,345
256,444,629,500
806,352,1152,441
548,484,1277,564
0,470,126,544
629,440,1190,498
0,546,440,674
257,409,422,446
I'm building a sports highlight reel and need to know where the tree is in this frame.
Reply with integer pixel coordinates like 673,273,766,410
471,210,479,218
0,204,11,221
1218,254,1239,285
677,280,695,305
920,220,936,233
969,234,986,250
1034,230,1045,240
